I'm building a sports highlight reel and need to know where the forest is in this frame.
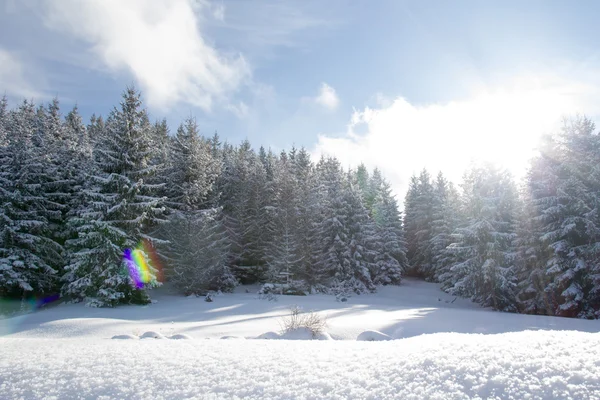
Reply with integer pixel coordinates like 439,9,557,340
0,87,599,319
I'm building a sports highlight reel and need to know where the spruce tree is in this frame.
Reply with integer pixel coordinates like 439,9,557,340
63,87,164,306
0,100,60,296
446,165,519,311
371,179,406,285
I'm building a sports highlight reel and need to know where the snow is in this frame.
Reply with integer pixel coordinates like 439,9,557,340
140,331,166,339
169,333,192,340
6,279,598,341
1,278,600,399
2,331,600,399
256,331,281,340
277,327,332,340
111,334,138,340
356,330,392,341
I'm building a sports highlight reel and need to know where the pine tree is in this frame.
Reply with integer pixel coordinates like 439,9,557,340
371,179,406,285
429,172,459,282
163,209,235,295
165,118,219,212
0,100,60,296
522,117,600,317
404,169,436,277
63,88,164,306
446,165,519,311
291,148,322,288
265,151,301,283
314,158,374,294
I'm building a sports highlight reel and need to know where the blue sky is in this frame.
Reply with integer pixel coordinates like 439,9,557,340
1,0,599,197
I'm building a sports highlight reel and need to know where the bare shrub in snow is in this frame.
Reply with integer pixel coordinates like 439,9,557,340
279,306,327,338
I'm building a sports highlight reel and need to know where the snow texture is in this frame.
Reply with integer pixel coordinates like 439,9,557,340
2,331,600,399
2,279,600,399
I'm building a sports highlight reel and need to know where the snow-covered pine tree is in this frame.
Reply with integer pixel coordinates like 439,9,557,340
37,99,81,260
237,141,270,278
0,100,61,296
314,158,375,294
204,131,224,208
160,117,233,293
264,150,302,284
216,140,270,282
165,118,219,213
215,142,243,266
524,117,600,317
429,172,459,282
371,178,406,285
163,208,235,295
413,169,436,277
339,176,376,293
403,174,419,272
445,164,519,311
354,163,373,208
290,148,322,288
257,146,278,272
63,87,164,306
514,189,551,315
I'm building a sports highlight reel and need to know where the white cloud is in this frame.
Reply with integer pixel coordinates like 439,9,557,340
42,0,249,112
0,48,41,99
314,82,339,111
311,73,600,204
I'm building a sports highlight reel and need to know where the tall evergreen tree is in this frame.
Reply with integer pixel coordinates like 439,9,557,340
371,179,406,284
522,117,600,317
446,165,519,311
0,100,60,296
429,172,459,282
63,88,164,306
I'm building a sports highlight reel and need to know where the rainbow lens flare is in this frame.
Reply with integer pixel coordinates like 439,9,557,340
123,239,162,288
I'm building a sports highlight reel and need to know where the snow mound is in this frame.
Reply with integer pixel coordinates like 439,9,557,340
256,331,281,340
357,330,392,341
220,335,245,340
315,331,334,340
111,334,138,340
169,334,192,340
139,331,166,339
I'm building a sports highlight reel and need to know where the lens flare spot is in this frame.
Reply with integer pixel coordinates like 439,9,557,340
123,239,163,288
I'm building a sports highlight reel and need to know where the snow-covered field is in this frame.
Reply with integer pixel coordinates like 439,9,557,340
2,279,600,399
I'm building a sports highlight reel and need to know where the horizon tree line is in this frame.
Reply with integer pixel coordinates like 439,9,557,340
1,88,599,319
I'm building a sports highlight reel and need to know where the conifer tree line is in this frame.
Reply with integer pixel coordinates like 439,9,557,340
0,88,406,306
2,88,599,319
404,116,600,318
